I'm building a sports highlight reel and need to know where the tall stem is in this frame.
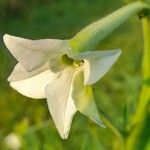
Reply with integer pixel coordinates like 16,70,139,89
127,15,150,150
142,16,150,79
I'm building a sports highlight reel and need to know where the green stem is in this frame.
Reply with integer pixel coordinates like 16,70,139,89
142,17,150,79
127,15,150,150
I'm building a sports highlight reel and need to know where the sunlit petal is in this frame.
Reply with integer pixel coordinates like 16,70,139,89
45,67,77,139
3,34,70,71
10,69,59,99
72,68,105,127
81,50,121,84
68,49,120,60
8,63,50,82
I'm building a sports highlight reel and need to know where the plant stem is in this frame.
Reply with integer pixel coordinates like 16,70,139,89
142,16,150,79
126,14,150,150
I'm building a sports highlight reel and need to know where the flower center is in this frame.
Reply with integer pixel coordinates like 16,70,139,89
61,54,73,65
73,60,84,66
61,54,83,66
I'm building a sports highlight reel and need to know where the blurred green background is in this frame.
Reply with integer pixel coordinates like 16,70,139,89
0,0,149,149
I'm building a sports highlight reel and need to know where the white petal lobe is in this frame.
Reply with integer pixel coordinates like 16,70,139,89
3,34,70,71
8,63,50,82
83,50,121,85
10,70,58,99
68,49,120,60
45,67,77,139
72,68,105,127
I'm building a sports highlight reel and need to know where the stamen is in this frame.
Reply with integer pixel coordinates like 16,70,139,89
73,60,84,66
61,54,84,67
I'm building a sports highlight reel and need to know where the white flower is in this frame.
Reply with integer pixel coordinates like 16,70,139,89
3,34,121,139
4,133,21,150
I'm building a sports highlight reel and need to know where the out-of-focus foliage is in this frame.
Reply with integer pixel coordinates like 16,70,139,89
123,0,136,4
0,0,149,150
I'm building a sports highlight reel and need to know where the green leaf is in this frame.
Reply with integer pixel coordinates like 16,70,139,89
72,69,105,127
69,1,149,54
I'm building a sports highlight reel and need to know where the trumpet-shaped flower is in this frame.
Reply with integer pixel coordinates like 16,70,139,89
3,0,150,140
3,34,121,139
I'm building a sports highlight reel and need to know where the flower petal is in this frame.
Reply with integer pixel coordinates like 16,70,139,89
72,68,105,127
68,49,120,60
3,34,70,71
83,50,121,85
8,63,50,82
45,67,77,139
48,56,66,73
10,69,59,99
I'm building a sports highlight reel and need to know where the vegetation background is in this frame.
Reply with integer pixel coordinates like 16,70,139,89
0,0,149,149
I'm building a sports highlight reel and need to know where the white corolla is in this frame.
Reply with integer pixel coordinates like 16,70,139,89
3,34,121,139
